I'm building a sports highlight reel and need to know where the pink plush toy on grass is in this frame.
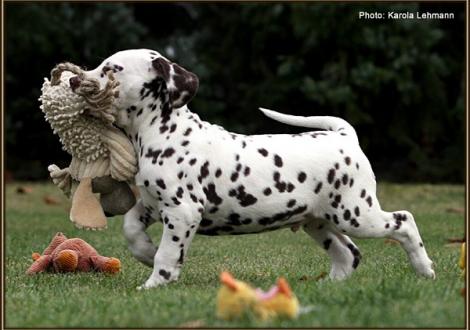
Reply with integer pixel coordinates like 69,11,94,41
26,232,120,274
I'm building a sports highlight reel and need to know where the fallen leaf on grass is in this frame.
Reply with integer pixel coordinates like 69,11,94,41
446,237,465,243
299,271,327,282
384,239,400,245
179,319,205,328
446,207,464,215
43,195,60,205
16,186,33,194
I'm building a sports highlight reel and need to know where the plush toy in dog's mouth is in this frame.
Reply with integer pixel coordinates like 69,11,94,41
40,62,137,230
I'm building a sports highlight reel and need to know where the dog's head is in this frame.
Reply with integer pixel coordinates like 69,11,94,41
76,49,199,128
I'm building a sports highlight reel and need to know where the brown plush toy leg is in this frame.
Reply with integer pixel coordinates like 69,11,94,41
26,255,53,275
54,249,79,272
42,232,68,255
92,176,136,216
70,177,107,230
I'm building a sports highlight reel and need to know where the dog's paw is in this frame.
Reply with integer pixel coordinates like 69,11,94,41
413,258,436,279
137,277,162,290
329,264,354,281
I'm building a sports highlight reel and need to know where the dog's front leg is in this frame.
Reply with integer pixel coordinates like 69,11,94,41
137,203,200,289
123,200,159,267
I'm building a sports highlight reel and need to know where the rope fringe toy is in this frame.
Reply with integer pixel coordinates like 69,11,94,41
40,62,137,229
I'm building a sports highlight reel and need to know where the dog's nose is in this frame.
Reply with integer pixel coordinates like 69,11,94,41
69,76,82,91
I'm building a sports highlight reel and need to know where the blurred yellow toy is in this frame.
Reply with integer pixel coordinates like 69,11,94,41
216,271,300,321
459,242,466,297
459,242,465,276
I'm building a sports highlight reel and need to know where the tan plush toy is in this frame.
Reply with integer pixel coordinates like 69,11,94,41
40,63,137,230
26,232,120,274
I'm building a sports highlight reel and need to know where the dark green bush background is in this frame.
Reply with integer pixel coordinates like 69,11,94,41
5,3,465,182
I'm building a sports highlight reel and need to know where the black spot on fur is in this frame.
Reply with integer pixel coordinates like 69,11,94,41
298,172,307,183
366,196,373,207
258,148,268,157
243,167,251,176
257,205,307,226
230,172,239,182
227,213,241,226
156,179,166,189
263,187,272,196
200,161,210,180
350,219,360,227
323,239,332,250
344,156,351,165
274,154,283,167
162,148,175,158
145,148,161,164
287,199,296,208
159,269,171,280
236,185,258,207
178,249,184,264
327,169,336,184
360,189,366,198
354,206,360,217
215,168,222,178
343,210,351,220
333,214,339,224
176,187,184,198
189,158,197,166
314,182,323,194
203,183,223,205
334,179,341,189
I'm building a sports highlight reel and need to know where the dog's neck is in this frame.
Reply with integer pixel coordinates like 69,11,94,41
116,94,206,155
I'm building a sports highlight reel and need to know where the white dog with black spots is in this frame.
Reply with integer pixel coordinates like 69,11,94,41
75,49,435,289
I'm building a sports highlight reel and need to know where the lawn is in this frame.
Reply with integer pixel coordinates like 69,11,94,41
4,182,466,328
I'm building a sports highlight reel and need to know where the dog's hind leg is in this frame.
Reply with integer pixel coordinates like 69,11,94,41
123,200,158,267
303,219,361,280
327,193,435,278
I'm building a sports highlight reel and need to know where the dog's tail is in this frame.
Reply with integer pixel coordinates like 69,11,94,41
259,107,358,144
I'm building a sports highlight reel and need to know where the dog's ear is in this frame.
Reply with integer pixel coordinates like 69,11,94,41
152,57,199,109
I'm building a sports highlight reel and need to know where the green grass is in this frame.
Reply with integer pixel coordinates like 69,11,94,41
5,182,465,328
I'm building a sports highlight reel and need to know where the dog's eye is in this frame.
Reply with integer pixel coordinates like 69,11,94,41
100,64,124,78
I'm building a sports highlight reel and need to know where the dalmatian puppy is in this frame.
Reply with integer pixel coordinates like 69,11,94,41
77,49,435,289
